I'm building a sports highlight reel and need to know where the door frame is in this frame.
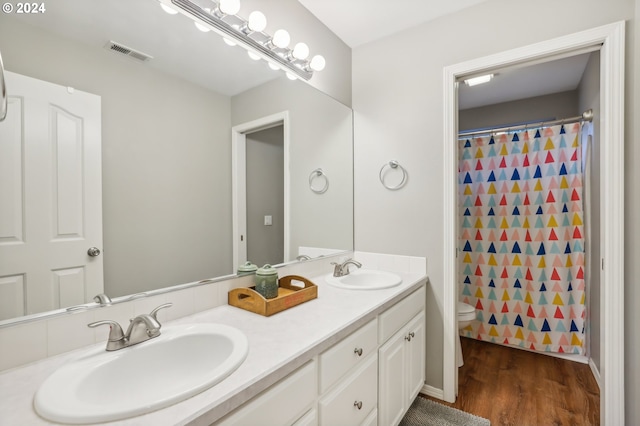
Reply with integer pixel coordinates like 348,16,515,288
442,21,625,425
232,111,290,268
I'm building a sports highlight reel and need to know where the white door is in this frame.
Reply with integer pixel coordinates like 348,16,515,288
0,71,102,320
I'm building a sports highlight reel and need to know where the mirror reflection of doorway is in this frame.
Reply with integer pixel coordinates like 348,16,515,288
245,125,284,267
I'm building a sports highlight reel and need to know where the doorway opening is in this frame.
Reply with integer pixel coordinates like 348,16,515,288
246,125,285,266
442,22,625,426
232,111,290,269
457,51,598,363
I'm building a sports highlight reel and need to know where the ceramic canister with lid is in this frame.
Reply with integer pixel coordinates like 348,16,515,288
255,264,279,299
237,261,258,276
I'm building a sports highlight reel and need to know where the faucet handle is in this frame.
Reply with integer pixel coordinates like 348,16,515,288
87,320,125,341
149,302,173,321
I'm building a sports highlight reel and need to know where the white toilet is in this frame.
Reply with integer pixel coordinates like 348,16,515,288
457,301,477,367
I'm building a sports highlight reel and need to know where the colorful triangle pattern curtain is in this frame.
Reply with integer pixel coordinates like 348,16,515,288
458,123,586,355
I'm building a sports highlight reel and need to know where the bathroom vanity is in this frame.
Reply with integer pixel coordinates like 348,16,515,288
0,265,426,425
214,282,425,426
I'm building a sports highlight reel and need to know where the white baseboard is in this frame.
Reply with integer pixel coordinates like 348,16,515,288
420,384,444,400
589,358,602,390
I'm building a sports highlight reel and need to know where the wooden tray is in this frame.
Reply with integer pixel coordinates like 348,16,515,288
228,275,318,317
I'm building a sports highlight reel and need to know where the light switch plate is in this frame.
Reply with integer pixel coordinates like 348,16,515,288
264,215,272,226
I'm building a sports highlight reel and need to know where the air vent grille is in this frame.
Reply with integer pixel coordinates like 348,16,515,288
104,41,153,62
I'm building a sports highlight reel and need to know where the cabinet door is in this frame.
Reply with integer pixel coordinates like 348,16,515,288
378,330,407,426
405,311,426,403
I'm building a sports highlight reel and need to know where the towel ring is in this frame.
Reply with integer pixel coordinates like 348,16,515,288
309,168,329,194
379,160,407,190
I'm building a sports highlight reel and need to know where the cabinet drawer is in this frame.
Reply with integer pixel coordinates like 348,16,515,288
319,354,378,426
319,318,378,393
293,408,318,426
379,286,425,344
215,360,317,426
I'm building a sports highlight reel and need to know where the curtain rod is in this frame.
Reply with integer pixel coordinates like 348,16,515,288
458,109,593,139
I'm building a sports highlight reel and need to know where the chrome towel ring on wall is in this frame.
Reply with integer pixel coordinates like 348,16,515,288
309,168,329,194
379,160,408,190
0,51,7,122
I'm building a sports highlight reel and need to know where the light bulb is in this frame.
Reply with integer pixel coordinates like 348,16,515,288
286,72,298,81
219,0,240,15
268,62,280,71
248,11,267,32
160,3,178,14
247,51,261,61
309,55,326,71
223,38,237,47
292,42,309,60
272,29,290,48
195,22,210,32
194,9,211,32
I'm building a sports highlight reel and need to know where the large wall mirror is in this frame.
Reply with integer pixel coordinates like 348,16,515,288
0,0,353,324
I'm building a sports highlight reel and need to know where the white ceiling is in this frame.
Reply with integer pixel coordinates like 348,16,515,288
297,0,490,48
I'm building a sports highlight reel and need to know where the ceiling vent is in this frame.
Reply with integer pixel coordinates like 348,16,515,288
104,41,153,62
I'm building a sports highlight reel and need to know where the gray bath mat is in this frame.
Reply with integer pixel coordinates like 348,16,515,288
400,397,491,426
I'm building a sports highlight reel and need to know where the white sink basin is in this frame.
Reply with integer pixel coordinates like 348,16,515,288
34,323,249,424
325,269,402,290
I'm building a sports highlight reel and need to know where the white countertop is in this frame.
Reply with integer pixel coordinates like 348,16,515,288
0,271,426,426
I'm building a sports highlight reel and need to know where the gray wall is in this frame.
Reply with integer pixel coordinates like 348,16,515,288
352,0,638,422
578,52,602,375
246,126,285,267
232,78,354,257
459,90,579,131
0,18,233,297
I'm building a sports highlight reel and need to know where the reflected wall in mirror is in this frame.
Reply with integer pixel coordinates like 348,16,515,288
0,0,353,324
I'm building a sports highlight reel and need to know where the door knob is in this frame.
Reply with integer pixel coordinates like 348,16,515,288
87,247,101,257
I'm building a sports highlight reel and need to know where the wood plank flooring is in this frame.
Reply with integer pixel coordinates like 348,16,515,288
422,337,600,425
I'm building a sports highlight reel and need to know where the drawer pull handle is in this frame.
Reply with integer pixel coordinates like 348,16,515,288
405,331,415,342
354,347,363,356
354,400,363,410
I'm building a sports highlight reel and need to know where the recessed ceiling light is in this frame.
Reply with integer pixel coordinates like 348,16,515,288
464,74,494,86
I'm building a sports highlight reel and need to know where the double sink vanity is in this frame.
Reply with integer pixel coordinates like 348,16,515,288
0,256,427,425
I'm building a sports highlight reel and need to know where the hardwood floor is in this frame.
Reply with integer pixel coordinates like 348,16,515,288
422,337,600,425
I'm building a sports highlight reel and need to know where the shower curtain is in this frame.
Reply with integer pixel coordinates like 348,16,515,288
458,123,586,355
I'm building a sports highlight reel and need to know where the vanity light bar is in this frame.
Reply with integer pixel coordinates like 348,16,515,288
166,0,317,80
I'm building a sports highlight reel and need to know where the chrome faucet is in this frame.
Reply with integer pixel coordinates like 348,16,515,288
93,293,112,305
88,303,172,351
331,259,362,277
